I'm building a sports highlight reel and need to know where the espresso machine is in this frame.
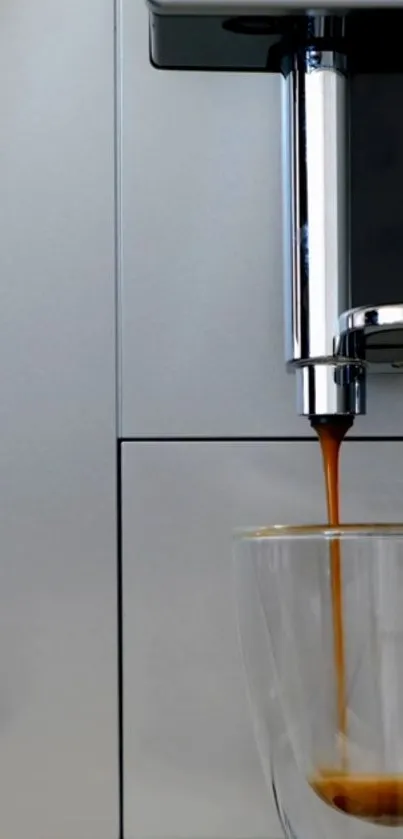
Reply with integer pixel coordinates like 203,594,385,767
145,1,403,423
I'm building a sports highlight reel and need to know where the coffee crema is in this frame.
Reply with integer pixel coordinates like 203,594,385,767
310,772,403,826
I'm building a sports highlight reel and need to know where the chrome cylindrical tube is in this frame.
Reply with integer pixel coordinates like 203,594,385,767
296,361,366,418
282,39,366,416
282,46,350,364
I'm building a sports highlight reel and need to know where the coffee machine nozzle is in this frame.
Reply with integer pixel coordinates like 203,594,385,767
282,20,403,419
145,1,403,422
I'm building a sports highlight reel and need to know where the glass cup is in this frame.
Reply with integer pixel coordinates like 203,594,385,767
234,524,403,839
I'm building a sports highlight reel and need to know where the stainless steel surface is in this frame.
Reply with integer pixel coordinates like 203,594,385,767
282,41,367,416
340,304,403,333
295,361,366,416
122,0,403,435
283,47,349,367
0,0,118,835
337,304,403,369
144,0,403,419
120,0,307,438
122,440,403,839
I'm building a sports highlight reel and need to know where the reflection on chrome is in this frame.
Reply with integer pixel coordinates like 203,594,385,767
281,21,403,418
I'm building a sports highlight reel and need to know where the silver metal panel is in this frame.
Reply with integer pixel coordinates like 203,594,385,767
120,0,302,437
0,0,118,836
120,0,403,437
122,440,403,839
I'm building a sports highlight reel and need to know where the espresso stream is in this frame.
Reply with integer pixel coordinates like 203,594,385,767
307,419,403,825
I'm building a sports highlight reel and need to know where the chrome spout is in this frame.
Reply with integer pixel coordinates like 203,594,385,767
337,304,403,371
295,361,366,418
282,22,367,418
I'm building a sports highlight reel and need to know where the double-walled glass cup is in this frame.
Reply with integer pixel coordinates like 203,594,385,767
234,525,403,839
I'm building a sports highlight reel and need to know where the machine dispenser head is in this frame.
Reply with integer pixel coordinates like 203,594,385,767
146,0,403,420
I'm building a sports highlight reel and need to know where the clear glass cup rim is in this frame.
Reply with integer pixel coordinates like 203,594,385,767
234,523,403,541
